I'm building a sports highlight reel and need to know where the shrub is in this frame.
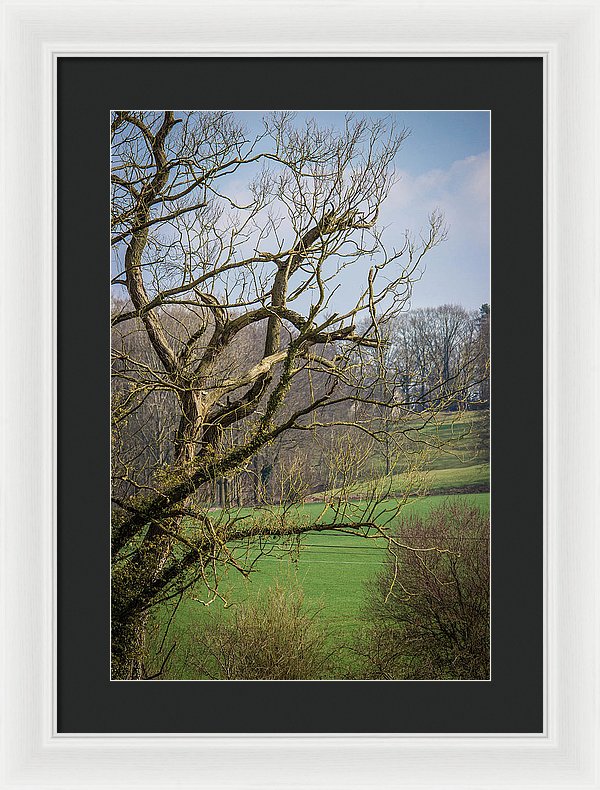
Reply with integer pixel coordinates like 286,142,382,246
189,584,333,679
356,500,490,679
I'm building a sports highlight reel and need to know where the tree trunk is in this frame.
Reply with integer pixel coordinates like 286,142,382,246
112,370,208,677
111,520,176,679
111,607,149,680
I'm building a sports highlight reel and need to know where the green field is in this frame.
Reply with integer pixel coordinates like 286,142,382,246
145,410,491,678
320,462,489,501
415,411,489,470
147,491,490,679
316,410,489,500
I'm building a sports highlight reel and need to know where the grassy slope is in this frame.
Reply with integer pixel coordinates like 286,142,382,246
318,462,489,502
416,411,489,470
316,410,490,499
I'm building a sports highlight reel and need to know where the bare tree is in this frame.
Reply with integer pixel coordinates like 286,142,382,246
355,501,490,679
384,305,489,411
110,110,448,679
474,303,491,408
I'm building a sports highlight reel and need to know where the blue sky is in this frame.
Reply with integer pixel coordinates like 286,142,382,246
113,111,490,312
234,110,490,310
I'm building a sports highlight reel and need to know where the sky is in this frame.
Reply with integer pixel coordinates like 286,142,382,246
234,110,490,311
113,110,490,313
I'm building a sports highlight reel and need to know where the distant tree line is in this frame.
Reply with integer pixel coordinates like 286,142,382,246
112,300,489,509
383,302,490,411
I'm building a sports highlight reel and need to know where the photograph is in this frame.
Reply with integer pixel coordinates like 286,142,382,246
4,0,600,783
110,109,491,681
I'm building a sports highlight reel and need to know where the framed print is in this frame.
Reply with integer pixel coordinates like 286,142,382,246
58,57,540,733
1,1,599,788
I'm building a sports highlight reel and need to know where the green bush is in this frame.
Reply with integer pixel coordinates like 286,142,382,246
356,500,490,679
189,584,333,679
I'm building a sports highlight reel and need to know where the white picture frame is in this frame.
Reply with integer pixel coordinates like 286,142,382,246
1,1,599,787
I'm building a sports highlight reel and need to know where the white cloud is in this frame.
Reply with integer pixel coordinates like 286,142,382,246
377,151,491,308
382,151,490,245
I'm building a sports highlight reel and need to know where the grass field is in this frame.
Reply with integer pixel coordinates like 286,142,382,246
414,410,489,470
317,410,489,500
319,462,489,502
147,491,490,679
145,411,491,678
